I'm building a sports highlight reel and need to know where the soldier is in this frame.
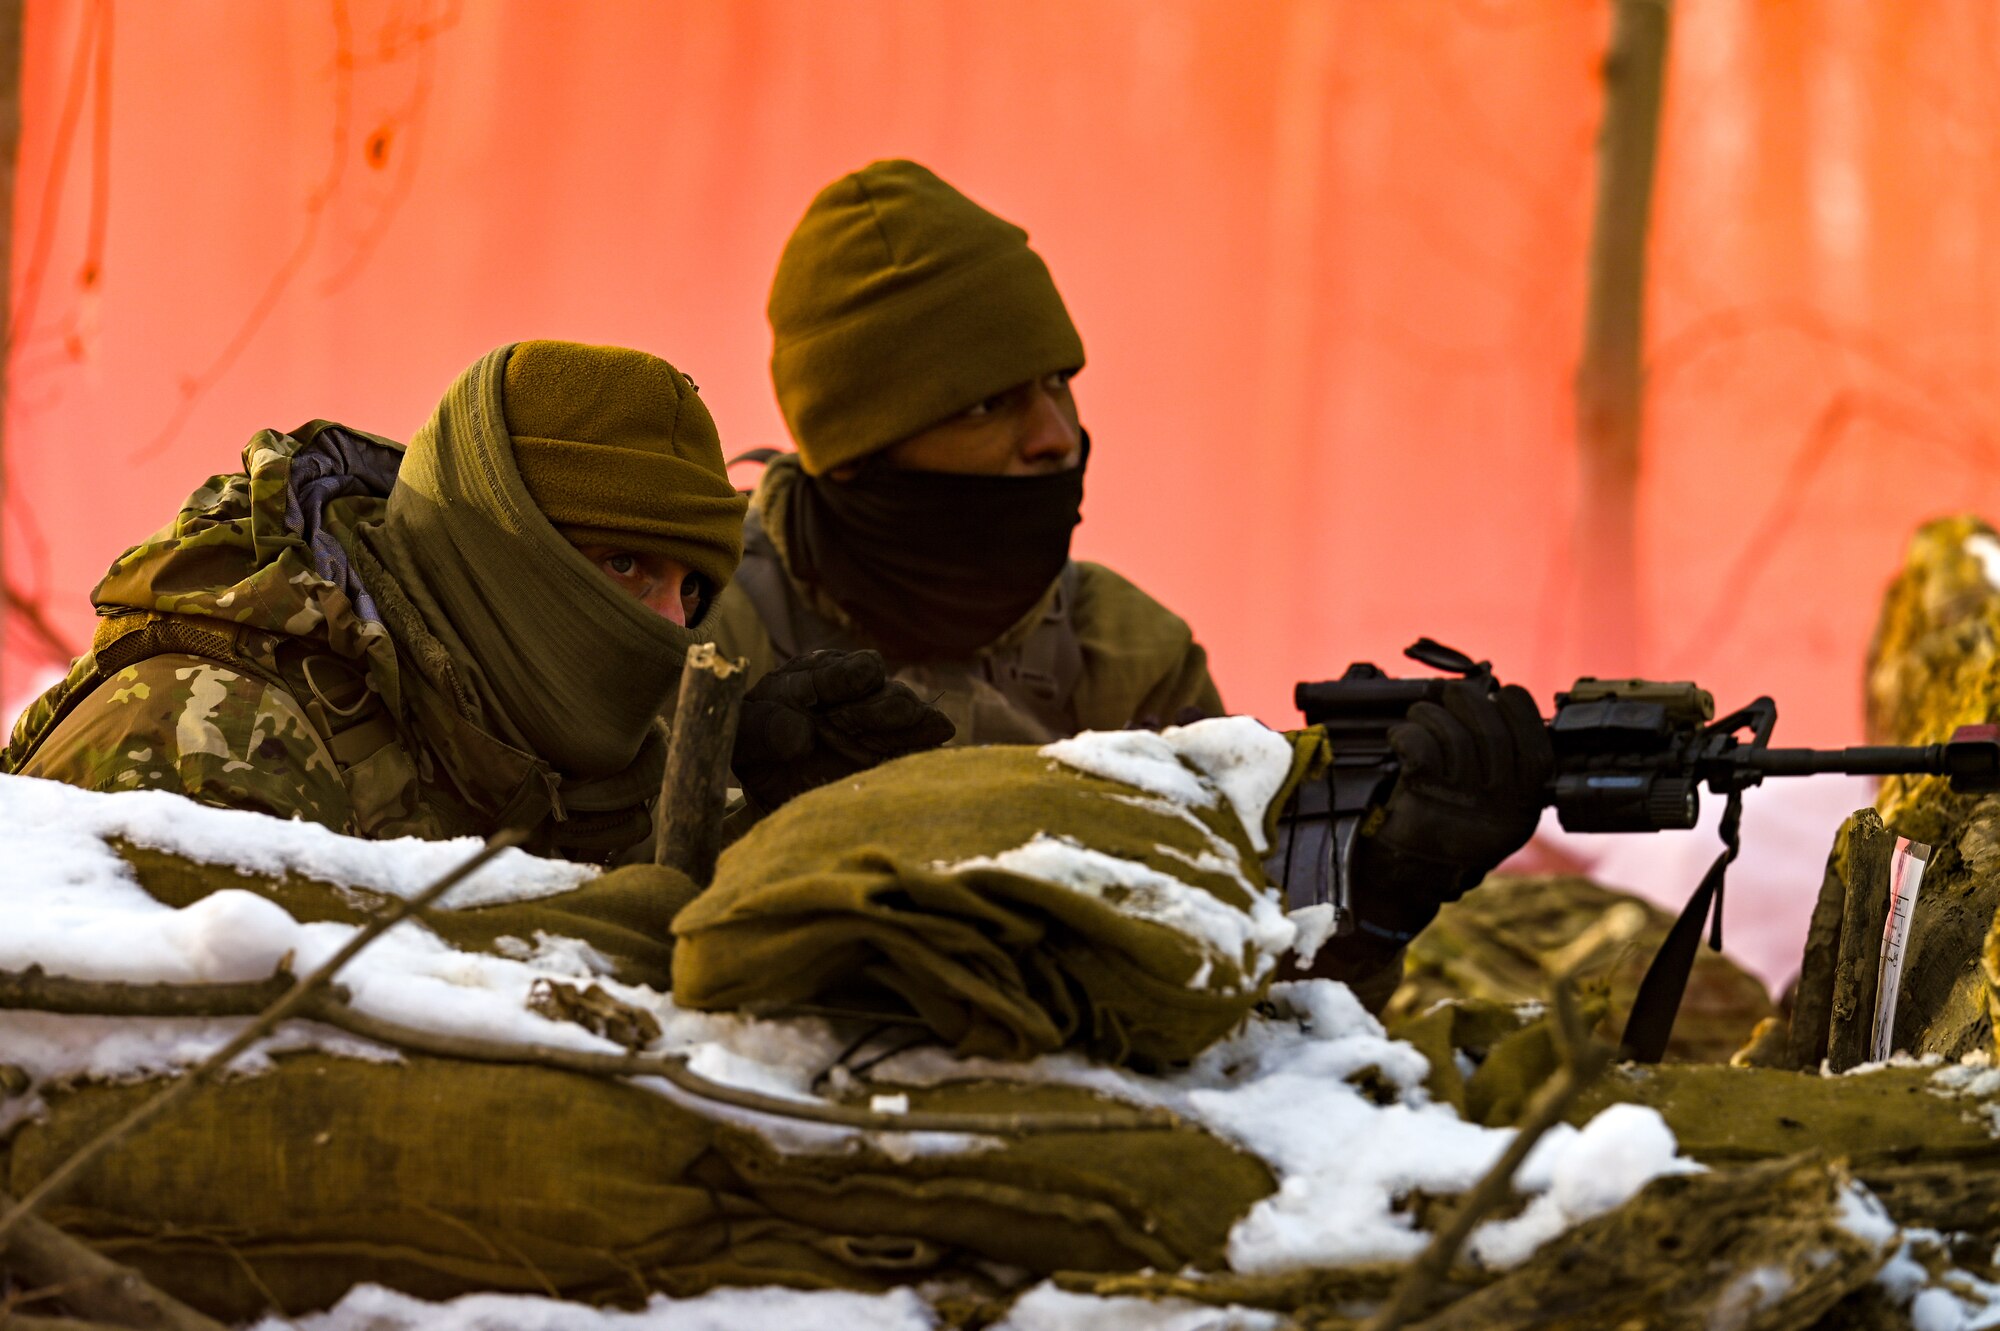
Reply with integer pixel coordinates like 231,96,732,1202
708,159,1222,747
3,340,947,863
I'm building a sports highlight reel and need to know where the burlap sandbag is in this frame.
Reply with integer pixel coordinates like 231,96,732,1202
3,1054,1272,1321
673,743,1294,1066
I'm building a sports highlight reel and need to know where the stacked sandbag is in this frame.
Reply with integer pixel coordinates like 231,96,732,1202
673,720,1306,1066
5,1054,1270,1322
0,773,1276,1321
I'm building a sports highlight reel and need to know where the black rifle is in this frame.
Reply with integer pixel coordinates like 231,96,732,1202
1285,638,2000,1061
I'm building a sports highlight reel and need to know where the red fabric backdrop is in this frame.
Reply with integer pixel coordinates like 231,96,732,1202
6,0,1999,752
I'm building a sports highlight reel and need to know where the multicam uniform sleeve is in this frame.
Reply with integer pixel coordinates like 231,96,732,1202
14,652,356,832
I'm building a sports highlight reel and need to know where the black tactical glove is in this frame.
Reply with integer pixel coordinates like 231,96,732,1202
1348,679,1553,948
731,649,956,810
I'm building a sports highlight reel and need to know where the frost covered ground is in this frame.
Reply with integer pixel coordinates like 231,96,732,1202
1,717,1995,1327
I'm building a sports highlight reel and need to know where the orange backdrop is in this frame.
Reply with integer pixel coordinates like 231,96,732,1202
7,0,1999,754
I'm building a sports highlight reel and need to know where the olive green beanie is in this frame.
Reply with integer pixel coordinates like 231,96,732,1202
505,340,746,594
768,160,1086,475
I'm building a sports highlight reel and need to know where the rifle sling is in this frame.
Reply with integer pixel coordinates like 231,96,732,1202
1620,789,1743,1063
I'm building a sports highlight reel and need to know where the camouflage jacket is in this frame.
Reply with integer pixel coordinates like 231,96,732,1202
708,455,1223,745
3,424,645,862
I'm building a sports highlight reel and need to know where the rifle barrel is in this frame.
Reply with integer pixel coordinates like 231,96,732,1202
1746,745,1947,778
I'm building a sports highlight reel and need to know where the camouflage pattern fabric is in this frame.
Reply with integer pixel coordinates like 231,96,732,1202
708,454,1222,744
2,421,611,854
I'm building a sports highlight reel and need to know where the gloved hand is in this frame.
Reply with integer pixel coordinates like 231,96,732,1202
731,649,956,810
1348,678,1553,948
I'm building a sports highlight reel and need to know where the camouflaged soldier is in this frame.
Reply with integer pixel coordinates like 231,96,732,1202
3,341,942,863
707,160,1222,746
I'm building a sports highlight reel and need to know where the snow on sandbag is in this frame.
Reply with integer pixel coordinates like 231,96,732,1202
673,718,1308,1065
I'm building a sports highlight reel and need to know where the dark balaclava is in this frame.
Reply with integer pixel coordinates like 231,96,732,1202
769,159,1088,657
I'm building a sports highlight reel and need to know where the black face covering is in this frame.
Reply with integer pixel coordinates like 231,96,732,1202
789,439,1088,660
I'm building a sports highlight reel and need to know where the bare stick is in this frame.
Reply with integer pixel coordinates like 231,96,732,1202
654,644,747,883
0,829,524,1245
1360,943,1624,1327
0,1190,224,1331
0,1316,144,1331
1788,812,1863,1070
1828,809,1894,1072
0,967,1176,1138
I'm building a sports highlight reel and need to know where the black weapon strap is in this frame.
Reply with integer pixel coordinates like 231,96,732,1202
1619,789,1744,1063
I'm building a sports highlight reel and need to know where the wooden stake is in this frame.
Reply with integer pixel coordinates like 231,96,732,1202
1787,811,1867,1070
1827,809,1893,1072
1574,0,1671,669
654,643,747,884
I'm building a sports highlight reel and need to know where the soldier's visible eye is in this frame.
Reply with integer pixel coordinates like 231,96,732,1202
605,553,637,577
681,572,709,623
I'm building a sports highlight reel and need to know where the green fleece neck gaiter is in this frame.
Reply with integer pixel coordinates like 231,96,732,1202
366,345,696,781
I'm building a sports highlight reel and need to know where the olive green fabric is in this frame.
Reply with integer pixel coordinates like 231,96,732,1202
674,742,1290,1066
4,1055,1271,1322
365,343,706,782
504,339,745,592
769,159,1085,474
1564,1061,2000,1168
707,454,1222,743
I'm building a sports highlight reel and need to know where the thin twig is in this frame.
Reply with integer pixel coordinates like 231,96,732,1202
0,970,1179,1139
0,1189,223,1331
1361,911,1636,1331
0,829,525,1245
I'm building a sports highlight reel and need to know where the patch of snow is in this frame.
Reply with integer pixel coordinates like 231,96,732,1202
253,1282,940,1330
1046,717,1296,855
1838,1182,1901,1247
937,833,1295,988
0,771,595,910
1968,532,2000,590
1287,904,1336,967
1470,1104,1704,1268
1043,730,1216,809
1155,716,1296,854
992,1284,1282,1329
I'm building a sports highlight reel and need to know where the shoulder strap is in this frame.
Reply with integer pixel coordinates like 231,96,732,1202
734,507,853,663
980,562,1084,734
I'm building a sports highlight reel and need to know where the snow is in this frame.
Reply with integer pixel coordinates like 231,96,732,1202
1042,729,1216,810
1468,1104,1705,1267
0,769,595,911
1967,531,2000,589
253,1284,941,1331
1044,715,1295,854
995,1285,1282,1330
936,833,1295,988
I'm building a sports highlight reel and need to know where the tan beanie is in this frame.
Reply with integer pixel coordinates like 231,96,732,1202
504,340,746,594
768,160,1086,475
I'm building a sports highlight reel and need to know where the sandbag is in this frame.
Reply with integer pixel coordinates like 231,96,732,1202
3,1053,1273,1322
673,737,1301,1066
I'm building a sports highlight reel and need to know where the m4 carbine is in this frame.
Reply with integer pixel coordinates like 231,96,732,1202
1285,638,2000,1060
